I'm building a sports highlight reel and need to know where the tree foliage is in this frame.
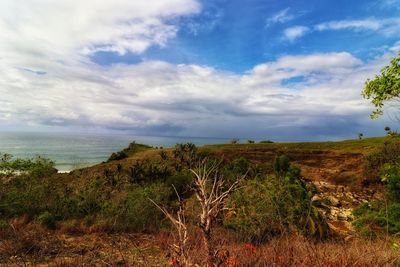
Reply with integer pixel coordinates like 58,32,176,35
362,53,400,119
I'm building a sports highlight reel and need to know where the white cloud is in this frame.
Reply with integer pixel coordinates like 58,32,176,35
316,19,382,31
265,8,309,29
0,46,394,138
0,0,200,58
265,8,294,27
283,26,310,41
315,18,400,35
281,17,400,42
184,6,223,36
0,0,397,139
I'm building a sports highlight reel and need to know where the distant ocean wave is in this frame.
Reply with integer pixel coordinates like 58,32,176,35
0,132,230,172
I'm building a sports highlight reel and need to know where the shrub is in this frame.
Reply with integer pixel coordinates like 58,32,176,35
274,155,291,177
0,219,9,231
107,142,152,162
128,160,172,183
0,155,56,177
165,171,193,197
105,183,172,232
353,163,400,235
159,150,168,160
365,140,400,184
259,140,274,143
173,143,198,170
36,211,56,229
353,202,400,236
224,179,283,243
0,175,50,217
225,156,328,243
108,151,128,161
226,157,250,176
381,164,400,202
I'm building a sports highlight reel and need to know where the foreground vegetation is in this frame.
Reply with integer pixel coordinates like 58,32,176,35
0,137,400,266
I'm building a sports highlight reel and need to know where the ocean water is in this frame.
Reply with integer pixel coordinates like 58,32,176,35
0,132,230,172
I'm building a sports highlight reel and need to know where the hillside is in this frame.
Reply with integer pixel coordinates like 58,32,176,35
1,136,399,266
70,137,389,237
75,137,386,184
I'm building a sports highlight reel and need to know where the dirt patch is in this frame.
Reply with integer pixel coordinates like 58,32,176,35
212,146,365,185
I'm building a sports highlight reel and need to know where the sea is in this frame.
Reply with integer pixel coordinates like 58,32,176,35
0,132,230,172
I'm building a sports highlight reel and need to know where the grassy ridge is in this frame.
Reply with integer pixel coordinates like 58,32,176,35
202,137,387,154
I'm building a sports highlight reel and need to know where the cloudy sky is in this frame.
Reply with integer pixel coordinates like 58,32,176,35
0,0,399,140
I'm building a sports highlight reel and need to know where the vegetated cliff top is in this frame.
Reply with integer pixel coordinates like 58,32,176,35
73,136,392,187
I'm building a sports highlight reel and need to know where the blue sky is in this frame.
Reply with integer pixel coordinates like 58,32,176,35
93,0,400,71
0,0,399,140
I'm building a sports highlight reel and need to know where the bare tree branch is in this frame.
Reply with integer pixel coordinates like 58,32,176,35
189,158,246,266
149,185,190,266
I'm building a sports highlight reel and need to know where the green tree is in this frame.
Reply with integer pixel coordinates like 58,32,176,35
362,53,400,119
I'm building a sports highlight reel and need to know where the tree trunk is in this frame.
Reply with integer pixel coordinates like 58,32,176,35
202,228,215,267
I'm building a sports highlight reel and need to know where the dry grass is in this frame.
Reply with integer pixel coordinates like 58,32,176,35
220,236,399,266
0,224,399,266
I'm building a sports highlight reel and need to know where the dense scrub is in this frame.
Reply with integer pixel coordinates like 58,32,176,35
354,163,400,236
364,139,400,184
0,144,328,239
354,140,400,236
225,155,329,243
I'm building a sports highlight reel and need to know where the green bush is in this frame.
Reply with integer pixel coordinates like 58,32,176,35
104,183,172,232
259,140,274,143
173,143,198,170
274,155,291,177
0,154,56,177
365,141,400,184
226,157,250,175
0,175,51,217
353,163,400,235
36,211,56,229
128,161,172,183
0,219,9,231
353,202,400,236
165,171,193,197
381,164,400,202
0,155,66,228
225,156,328,243
108,151,128,161
225,179,286,243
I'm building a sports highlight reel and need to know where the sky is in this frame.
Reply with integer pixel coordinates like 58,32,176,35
0,0,399,141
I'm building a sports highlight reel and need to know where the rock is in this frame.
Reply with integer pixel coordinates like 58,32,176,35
337,185,345,193
311,195,322,202
327,196,340,207
337,212,347,221
329,207,339,219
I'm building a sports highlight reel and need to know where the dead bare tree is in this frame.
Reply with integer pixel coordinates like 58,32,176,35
149,186,190,266
190,159,246,267
151,159,246,266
